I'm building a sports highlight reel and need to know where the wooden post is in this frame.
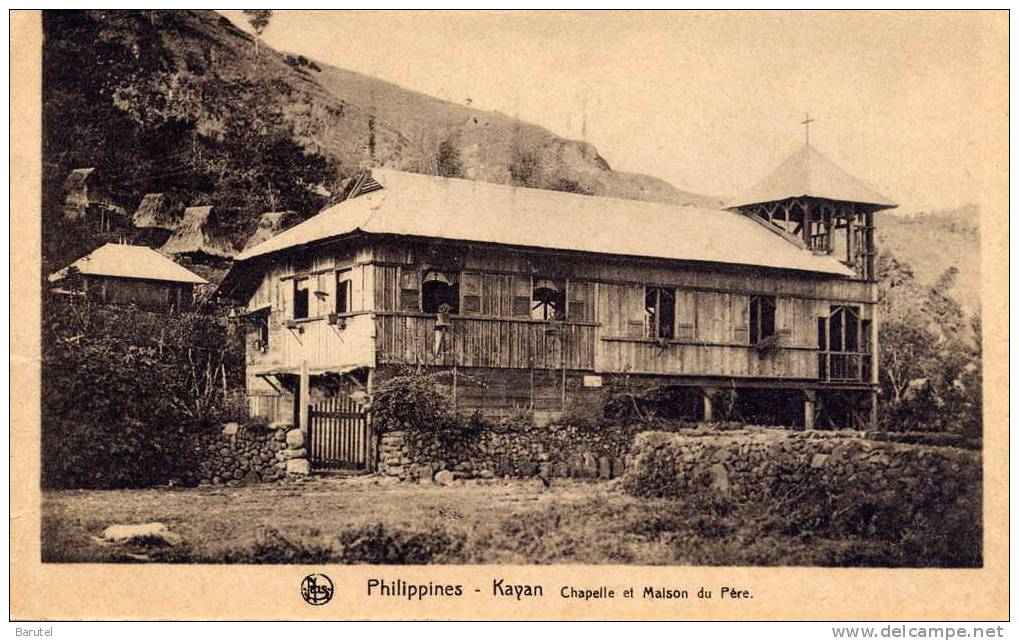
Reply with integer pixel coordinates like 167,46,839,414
702,387,717,422
804,389,817,430
452,362,458,410
560,332,567,414
299,360,310,433
868,389,878,431
802,200,812,246
365,367,376,472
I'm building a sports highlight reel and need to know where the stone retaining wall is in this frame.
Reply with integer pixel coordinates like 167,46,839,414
377,425,635,483
622,428,982,505
189,421,310,485
376,422,983,485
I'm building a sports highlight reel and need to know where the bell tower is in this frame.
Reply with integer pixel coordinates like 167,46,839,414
728,140,896,280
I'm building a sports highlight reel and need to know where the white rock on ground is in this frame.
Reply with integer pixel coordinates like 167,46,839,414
96,523,182,546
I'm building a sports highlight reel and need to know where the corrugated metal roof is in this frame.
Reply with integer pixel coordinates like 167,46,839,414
235,169,855,277
48,244,208,284
728,144,896,209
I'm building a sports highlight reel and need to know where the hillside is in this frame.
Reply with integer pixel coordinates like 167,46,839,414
41,9,718,274
42,9,980,324
878,205,981,317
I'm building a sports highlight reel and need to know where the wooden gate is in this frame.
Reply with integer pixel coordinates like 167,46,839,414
308,396,369,469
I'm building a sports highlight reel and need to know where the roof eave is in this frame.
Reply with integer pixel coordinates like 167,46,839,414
728,194,898,211
361,231,855,279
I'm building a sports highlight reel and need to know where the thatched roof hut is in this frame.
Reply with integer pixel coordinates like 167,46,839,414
160,205,235,259
62,167,96,221
132,193,177,229
242,211,296,252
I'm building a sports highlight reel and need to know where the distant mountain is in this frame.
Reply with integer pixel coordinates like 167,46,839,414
41,9,719,273
877,205,981,317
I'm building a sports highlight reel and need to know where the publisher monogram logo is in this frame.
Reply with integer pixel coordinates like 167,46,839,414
301,573,334,606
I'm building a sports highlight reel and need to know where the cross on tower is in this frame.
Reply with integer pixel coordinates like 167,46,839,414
802,113,816,145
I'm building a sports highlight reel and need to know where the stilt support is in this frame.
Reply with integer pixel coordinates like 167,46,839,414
804,389,817,430
298,360,310,433
702,387,719,422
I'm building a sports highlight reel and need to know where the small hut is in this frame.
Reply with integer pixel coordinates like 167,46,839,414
131,193,177,246
48,243,208,312
132,193,176,229
243,211,296,252
160,205,235,260
61,167,96,221
61,167,128,231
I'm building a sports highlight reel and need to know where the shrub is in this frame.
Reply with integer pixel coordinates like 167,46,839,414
555,399,609,432
220,527,333,564
40,295,245,488
337,523,466,564
371,371,458,434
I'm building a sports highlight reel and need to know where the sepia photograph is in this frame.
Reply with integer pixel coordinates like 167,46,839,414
11,7,1009,623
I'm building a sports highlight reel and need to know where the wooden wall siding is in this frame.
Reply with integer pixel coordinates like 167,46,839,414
375,314,596,370
373,365,603,417
244,244,376,378
595,284,829,378
598,340,819,378
84,276,192,311
246,313,375,375
246,392,294,423
370,241,875,304
243,240,875,387
246,247,369,317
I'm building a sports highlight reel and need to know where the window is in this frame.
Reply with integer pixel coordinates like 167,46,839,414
749,295,776,344
422,270,459,314
335,270,351,314
821,306,865,382
644,287,675,339
293,278,310,319
531,278,565,320
257,315,269,349
826,305,861,353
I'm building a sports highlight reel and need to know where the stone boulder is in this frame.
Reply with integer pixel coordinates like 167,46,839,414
286,458,311,475
95,523,182,547
286,429,305,448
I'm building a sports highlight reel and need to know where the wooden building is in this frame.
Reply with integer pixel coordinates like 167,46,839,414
48,243,208,312
219,146,895,456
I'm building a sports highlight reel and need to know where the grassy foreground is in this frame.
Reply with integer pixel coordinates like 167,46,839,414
42,476,935,566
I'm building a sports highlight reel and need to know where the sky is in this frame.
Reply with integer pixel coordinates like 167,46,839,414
221,10,1007,213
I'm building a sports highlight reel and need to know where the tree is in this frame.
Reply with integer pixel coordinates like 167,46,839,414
242,10,273,55
876,251,981,436
435,138,463,178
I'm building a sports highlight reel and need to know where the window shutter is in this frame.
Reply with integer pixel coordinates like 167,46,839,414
461,273,481,314
399,269,419,312
512,275,531,317
568,281,593,321
734,295,750,344
676,290,697,341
